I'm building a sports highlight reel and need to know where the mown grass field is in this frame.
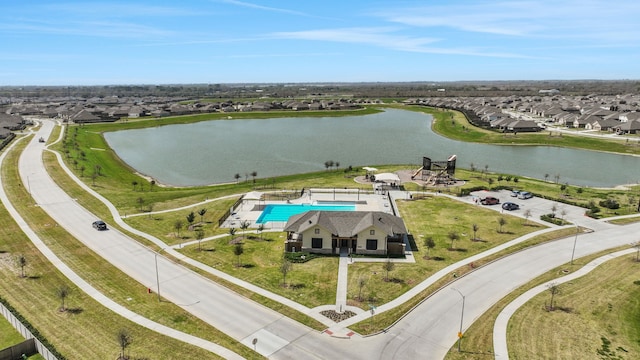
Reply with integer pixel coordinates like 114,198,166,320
1,137,256,359
506,253,640,359
442,246,639,360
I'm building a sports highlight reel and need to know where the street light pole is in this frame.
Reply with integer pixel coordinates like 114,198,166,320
451,288,465,352
570,224,579,265
154,248,166,302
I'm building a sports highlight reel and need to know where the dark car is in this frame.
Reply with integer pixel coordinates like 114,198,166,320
502,202,520,211
480,196,500,205
92,220,107,230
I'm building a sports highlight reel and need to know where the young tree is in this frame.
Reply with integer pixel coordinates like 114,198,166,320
116,329,132,360
174,219,184,238
560,209,567,220
234,242,244,267
136,197,145,211
280,258,292,287
551,203,558,217
198,208,207,223
234,173,241,184
257,223,265,240
229,227,237,240
56,284,71,312
357,276,367,301
251,171,258,183
544,173,549,182
448,231,460,250
240,220,250,240
186,211,196,227
423,236,436,258
469,162,476,172
196,229,205,251
547,282,560,311
383,258,395,281
131,180,138,191
523,209,532,225
633,241,640,262
16,254,27,278
472,224,479,241
80,165,85,177
498,217,507,233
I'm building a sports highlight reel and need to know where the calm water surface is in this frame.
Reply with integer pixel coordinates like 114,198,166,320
104,109,640,187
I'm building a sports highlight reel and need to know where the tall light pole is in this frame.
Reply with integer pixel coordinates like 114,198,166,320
570,224,579,265
451,288,465,352
154,247,166,302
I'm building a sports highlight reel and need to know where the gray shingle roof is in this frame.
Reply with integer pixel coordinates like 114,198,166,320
284,211,407,237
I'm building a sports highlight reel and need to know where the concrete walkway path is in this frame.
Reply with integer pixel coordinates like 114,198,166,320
493,248,635,359
335,248,349,313
0,123,244,360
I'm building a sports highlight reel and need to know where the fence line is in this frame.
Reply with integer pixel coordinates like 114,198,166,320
0,301,59,360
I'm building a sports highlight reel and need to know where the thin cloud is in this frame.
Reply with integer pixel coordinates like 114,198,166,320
271,27,531,58
42,3,204,17
216,0,309,16
1,19,174,39
374,0,640,41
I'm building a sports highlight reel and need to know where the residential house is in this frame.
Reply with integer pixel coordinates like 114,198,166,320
284,211,407,256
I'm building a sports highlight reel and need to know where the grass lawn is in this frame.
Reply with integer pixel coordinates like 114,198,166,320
1,137,256,359
403,104,640,156
507,254,640,359
345,196,545,308
442,245,637,360
179,232,339,308
0,315,25,348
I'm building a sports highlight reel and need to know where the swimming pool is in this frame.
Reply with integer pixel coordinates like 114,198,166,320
256,203,355,223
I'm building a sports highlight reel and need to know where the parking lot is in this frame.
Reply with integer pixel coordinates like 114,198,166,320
467,189,594,228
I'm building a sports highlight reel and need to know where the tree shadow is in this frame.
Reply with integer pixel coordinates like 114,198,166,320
432,256,446,261
384,278,405,284
448,248,468,252
202,248,216,252
66,307,84,315
471,238,488,243
289,283,306,290
240,264,254,269
27,275,41,280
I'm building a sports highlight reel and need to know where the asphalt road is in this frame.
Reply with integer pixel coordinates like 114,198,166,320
14,119,640,359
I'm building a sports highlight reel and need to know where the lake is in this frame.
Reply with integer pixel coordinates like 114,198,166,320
104,109,640,188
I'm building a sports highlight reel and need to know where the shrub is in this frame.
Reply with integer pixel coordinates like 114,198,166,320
599,199,620,210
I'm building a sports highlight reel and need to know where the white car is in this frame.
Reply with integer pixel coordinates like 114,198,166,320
517,191,533,199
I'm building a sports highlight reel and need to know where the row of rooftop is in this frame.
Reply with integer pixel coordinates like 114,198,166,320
407,93,640,134
3,93,640,139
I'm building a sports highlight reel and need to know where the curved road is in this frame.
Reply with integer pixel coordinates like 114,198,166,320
12,119,640,359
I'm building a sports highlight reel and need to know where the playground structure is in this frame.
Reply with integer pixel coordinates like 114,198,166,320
411,155,457,185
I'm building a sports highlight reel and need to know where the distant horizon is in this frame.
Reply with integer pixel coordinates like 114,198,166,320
2,1,639,86
2,79,639,89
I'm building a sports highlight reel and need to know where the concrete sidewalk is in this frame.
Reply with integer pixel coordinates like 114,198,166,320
492,248,635,359
1,123,244,360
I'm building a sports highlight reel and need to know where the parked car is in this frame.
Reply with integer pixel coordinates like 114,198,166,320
481,196,500,205
510,190,520,197
92,220,107,230
502,202,520,211
517,191,533,199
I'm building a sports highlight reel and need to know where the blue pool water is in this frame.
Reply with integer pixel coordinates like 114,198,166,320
256,203,355,223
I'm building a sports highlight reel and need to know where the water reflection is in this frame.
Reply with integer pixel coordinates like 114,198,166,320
104,109,640,187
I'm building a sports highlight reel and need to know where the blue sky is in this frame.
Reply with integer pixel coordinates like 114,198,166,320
1,0,639,85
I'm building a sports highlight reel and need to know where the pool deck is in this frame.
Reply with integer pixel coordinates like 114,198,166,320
222,188,395,230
